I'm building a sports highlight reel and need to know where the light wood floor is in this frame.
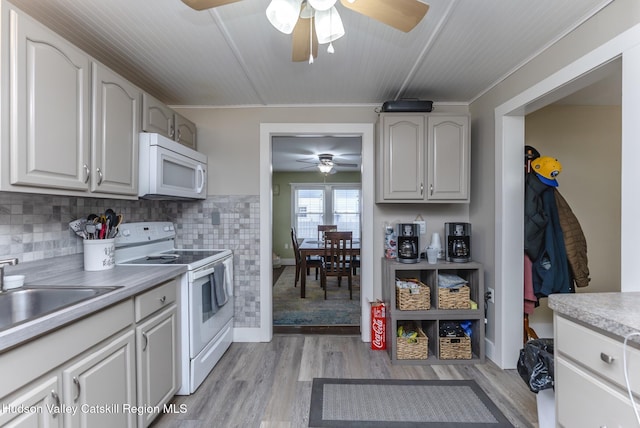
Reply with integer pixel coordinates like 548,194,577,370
151,334,539,428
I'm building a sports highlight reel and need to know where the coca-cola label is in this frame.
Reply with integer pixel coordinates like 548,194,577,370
371,303,386,350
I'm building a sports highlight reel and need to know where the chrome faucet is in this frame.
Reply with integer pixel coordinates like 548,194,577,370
0,258,19,292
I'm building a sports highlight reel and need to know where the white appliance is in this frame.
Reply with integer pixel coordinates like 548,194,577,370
138,133,207,200
115,221,232,395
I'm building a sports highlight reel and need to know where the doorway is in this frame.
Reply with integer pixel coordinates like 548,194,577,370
493,26,640,368
271,135,363,334
258,123,375,343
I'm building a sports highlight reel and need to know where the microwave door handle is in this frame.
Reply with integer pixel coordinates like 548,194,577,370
196,165,205,193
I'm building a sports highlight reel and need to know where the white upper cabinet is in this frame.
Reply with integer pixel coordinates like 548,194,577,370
376,113,470,203
427,115,470,201
6,6,91,192
379,114,426,201
1,3,141,199
141,93,174,139
91,62,140,196
142,93,197,149
174,112,197,149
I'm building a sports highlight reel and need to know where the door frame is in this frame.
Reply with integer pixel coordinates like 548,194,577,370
492,22,640,368
258,123,375,342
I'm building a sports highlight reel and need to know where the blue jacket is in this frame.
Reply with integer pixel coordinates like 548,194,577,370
532,181,571,297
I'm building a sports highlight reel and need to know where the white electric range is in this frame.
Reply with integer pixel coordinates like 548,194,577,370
115,221,233,395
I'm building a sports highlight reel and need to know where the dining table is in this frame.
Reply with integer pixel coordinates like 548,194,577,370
298,237,360,298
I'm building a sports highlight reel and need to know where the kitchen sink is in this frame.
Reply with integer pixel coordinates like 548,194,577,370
0,286,121,332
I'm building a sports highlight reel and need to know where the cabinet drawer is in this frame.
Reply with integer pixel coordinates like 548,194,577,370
135,280,177,322
556,315,640,396
557,356,639,427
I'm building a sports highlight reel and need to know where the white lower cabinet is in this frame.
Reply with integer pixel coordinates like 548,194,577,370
0,278,181,428
135,305,178,427
0,376,60,428
554,314,640,427
62,331,136,428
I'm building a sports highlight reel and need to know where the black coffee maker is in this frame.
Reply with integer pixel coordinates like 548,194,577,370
397,223,419,264
445,222,471,262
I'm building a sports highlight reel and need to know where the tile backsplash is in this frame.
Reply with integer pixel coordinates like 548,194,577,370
0,192,260,328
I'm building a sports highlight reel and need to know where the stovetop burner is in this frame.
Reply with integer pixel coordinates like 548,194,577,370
123,249,229,266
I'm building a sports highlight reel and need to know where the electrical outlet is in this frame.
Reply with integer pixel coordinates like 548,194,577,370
284,243,289,249
487,287,495,303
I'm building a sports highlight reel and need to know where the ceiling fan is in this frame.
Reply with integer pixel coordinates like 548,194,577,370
181,0,429,62
297,153,358,174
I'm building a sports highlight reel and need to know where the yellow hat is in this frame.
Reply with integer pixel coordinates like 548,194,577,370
531,156,562,187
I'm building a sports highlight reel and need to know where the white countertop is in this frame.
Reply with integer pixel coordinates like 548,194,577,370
548,292,640,344
0,255,186,352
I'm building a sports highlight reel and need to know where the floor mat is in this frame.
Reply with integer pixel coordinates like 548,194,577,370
309,378,514,427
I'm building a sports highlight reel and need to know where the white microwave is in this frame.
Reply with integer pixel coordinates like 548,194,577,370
138,133,207,200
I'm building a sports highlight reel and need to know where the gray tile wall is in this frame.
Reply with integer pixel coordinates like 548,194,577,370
0,192,260,328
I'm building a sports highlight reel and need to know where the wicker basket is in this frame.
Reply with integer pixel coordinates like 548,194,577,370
439,335,472,360
396,279,431,310
396,327,428,360
438,285,470,309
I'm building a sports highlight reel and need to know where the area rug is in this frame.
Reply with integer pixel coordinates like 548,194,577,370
273,266,360,326
309,378,514,427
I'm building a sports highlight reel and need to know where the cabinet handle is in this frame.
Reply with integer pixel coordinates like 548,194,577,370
51,390,61,417
73,376,81,402
96,168,104,185
169,126,175,138
176,129,182,142
600,352,615,364
83,164,90,183
430,184,434,196
160,295,166,304
420,183,424,196
142,332,149,352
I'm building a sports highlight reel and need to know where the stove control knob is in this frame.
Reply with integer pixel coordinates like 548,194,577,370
122,229,131,237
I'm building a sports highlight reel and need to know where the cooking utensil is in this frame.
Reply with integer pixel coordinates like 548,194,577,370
69,218,88,239
109,214,124,238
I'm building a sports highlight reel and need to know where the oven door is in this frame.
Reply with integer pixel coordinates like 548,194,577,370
189,256,233,358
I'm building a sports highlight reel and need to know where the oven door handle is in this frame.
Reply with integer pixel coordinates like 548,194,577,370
194,266,216,279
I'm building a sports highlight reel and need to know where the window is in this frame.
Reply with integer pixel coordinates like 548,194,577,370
292,183,361,240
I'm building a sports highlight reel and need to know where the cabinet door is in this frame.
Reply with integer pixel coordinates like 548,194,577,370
379,114,426,201
136,305,179,428
427,116,469,201
0,376,61,427
91,62,140,196
8,7,91,191
62,330,136,428
141,93,174,139
174,113,197,149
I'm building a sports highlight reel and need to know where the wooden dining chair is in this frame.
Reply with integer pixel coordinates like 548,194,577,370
317,224,337,242
291,228,321,287
320,231,353,299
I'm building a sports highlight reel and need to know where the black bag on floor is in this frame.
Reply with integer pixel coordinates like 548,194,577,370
517,338,555,393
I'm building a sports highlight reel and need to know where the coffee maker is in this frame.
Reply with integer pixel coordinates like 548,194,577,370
445,222,471,262
397,223,419,263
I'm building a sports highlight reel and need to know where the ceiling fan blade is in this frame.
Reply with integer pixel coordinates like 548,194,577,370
292,17,318,62
339,0,429,32
181,0,242,11
334,162,358,168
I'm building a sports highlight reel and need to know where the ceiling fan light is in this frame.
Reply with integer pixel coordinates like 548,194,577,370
318,163,333,174
266,0,303,35
315,7,344,44
308,0,337,12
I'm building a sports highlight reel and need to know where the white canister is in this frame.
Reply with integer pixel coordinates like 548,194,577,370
83,239,115,271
